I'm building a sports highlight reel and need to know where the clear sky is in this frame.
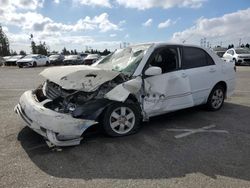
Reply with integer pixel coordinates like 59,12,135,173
0,0,250,53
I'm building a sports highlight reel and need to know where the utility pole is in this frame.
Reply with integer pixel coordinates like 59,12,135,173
239,38,242,47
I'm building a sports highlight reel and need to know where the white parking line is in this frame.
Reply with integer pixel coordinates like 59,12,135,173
0,88,27,91
235,90,250,93
166,125,229,139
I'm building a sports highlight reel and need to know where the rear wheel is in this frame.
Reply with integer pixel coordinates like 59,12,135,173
102,102,141,137
46,61,49,66
206,85,225,111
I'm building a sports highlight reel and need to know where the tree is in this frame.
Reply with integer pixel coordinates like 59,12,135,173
62,47,70,55
30,34,49,55
246,43,250,48
36,42,49,55
228,44,234,49
0,25,10,56
19,50,26,56
10,50,17,55
241,44,245,48
101,49,111,56
74,49,77,55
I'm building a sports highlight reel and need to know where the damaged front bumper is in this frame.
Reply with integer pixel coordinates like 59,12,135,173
14,90,98,147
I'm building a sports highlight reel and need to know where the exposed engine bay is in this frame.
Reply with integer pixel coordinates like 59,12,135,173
34,73,130,120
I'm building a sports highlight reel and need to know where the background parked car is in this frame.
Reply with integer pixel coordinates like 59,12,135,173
84,54,101,65
5,55,24,66
63,55,83,65
79,53,88,60
223,48,250,65
17,54,50,68
49,54,64,65
3,56,11,63
212,47,227,58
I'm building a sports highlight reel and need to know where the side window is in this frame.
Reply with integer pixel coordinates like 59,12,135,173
182,47,214,69
149,47,179,74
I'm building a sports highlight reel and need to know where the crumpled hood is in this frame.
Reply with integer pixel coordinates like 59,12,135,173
40,65,120,92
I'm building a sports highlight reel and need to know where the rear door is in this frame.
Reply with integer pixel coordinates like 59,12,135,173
143,46,194,117
181,46,218,105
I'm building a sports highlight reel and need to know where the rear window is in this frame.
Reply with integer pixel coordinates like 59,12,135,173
182,47,215,69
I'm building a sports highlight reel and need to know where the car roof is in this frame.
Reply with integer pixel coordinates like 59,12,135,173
130,42,206,49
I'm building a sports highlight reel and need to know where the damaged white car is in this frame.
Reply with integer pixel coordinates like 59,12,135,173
15,43,236,147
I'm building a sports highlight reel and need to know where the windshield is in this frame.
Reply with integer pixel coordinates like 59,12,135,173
96,44,151,76
50,55,60,58
65,55,78,59
24,55,38,58
235,49,250,54
11,55,23,59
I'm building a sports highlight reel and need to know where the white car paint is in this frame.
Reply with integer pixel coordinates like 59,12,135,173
40,65,120,92
15,43,236,147
17,54,50,67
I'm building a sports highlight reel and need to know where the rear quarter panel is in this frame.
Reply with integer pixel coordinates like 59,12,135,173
207,49,236,98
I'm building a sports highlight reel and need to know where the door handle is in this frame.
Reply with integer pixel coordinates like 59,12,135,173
181,73,187,78
209,68,216,73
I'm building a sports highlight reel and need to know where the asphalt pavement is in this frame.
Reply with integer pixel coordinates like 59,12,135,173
0,66,250,188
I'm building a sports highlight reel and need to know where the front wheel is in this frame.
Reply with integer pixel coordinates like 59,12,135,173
33,61,37,67
102,102,141,137
206,85,225,111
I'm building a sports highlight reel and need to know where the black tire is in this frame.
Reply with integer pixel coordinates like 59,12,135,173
33,61,37,67
206,84,225,111
18,65,23,68
102,102,142,137
46,61,49,66
233,59,239,66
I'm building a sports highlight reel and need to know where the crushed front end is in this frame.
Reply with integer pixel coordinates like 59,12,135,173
15,88,98,147
15,74,128,147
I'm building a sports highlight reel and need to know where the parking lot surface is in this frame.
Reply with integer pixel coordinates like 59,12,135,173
0,66,250,188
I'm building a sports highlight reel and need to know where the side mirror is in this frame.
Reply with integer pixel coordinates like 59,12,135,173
144,66,162,76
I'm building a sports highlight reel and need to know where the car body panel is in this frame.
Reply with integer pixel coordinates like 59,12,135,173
40,65,120,92
143,70,193,117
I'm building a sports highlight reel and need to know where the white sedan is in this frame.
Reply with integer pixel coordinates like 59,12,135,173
15,43,236,147
17,54,50,68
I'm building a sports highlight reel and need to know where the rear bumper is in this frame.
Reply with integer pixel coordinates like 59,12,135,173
15,90,97,146
237,58,250,65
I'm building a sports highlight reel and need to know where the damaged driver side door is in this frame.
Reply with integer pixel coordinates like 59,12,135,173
143,46,194,117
